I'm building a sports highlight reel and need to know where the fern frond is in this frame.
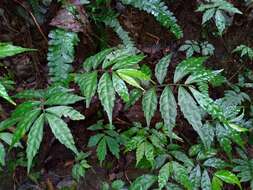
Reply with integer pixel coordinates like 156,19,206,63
120,0,183,39
47,29,79,85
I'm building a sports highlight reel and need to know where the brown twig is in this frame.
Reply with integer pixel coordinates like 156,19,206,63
12,0,48,43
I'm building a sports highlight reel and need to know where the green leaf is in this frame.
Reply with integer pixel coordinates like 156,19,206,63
46,113,78,155
98,73,115,124
45,93,84,106
0,117,19,132
136,142,145,166
158,162,173,189
112,73,129,102
0,82,15,105
155,53,172,84
201,170,211,190
203,158,229,169
189,165,201,190
117,72,143,90
88,134,104,147
215,10,226,35
145,142,154,166
0,143,5,166
159,86,177,138
178,87,204,142
172,161,193,190
112,54,144,70
142,88,158,127
202,8,215,24
105,136,120,159
0,42,36,58
83,48,114,71
174,57,207,83
75,71,97,108
214,170,241,189
111,180,125,190
26,114,44,172
129,174,157,190
116,69,150,81
46,106,85,120
11,109,41,147
211,176,223,190
97,137,107,164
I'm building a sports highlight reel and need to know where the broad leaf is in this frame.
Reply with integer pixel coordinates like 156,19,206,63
0,143,5,166
46,113,78,155
45,93,84,106
116,69,150,81
46,106,85,120
129,174,157,190
105,136,120,159
97,137,107,164
0,82,15,105
158,162,173,189
201,170,211,190
159,86,177,138
142,88,158,127
26,114,44,172
98,73,115,124
155,53,172,84
112,73,129,102
214,170,241,189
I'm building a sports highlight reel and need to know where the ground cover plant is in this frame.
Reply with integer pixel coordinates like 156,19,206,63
0,0,253,189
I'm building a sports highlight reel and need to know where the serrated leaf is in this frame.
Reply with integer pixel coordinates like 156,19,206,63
117,72,143,90
201,170,211,190
136,142,145,166
46,106,85,120
75,71,97,108
159,86,177,138
98,73,115,124
129,174,157,190
83,48,114,71
142,88,157,127
26,113,44,172
0,82,15,105
112,54,144,70
88,134,104,147
178,87,205,142
215,10,226,35
11,109,41,147
45,93,84,106
117,69,150,81
0,143,5,166
155,53,172,84
112,73,129,102
97,137,107,164
46,113,78,155
189,165,201,190
158,162,173,189
172,161,192,190
0,42,36,58
214,170,241,189
105,136,120,159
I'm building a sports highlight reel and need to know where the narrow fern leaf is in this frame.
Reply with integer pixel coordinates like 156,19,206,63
155,53,172,84
158,162,173,189
46,113,78,155
11,109,41,147
75,71,97,108
120,0,183,39
112,73,129,102
26,113,44,173
159,86,177,138
47,29,79,84
46,106,85,120
0,42,36,58
83,48,114,71
45,93,84,106
0,81,15,105
97,137,107,164
142,88,158,127
98,73,115,124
